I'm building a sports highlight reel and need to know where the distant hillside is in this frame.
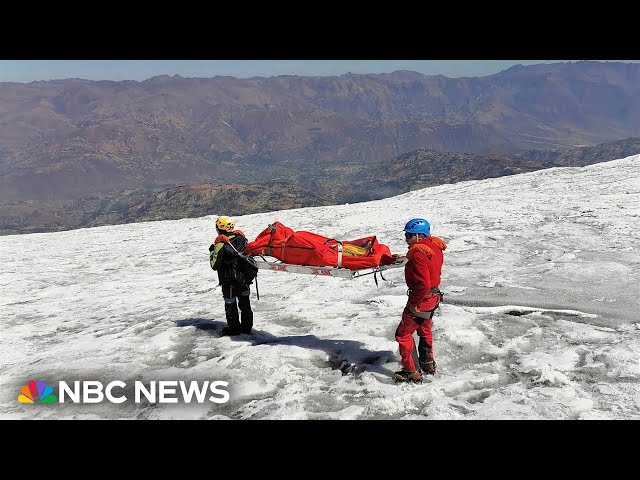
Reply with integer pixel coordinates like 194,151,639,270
82,183,335,227
1,60,639,208
518,137,640,167
2,137,637,235
345,137,640,202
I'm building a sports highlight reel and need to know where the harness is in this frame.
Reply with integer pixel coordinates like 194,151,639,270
406,286,444,323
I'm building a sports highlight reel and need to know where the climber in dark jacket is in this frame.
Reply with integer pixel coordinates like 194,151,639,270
209,215,254,336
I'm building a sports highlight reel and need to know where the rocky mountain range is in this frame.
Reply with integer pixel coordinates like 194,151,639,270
2,137,638,235
1,61,639,235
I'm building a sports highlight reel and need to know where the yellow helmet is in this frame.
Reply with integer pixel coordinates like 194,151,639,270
215,215,236,232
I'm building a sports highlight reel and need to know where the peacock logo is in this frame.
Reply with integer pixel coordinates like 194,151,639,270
18,380,57,404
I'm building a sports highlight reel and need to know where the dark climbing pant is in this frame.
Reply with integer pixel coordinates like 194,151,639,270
222,284,253,334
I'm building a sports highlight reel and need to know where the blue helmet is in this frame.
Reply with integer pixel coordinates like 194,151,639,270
404,218,430,236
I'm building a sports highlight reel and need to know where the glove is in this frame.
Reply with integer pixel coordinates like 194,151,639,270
215,234,230,245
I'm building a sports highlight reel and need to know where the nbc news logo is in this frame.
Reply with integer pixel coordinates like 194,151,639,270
18,379,230,404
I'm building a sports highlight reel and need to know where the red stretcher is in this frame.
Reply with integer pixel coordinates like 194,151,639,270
245,221,407,281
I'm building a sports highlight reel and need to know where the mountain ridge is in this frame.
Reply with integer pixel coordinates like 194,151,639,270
2,61,639,234
2,137,638,235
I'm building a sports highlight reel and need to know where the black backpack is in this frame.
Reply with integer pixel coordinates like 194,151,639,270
230,254,258,287
226,234,258,287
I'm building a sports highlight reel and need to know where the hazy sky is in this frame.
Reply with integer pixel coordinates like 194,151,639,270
0,60,627,83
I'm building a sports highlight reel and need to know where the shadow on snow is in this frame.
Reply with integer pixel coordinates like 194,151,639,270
174,317,396,377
